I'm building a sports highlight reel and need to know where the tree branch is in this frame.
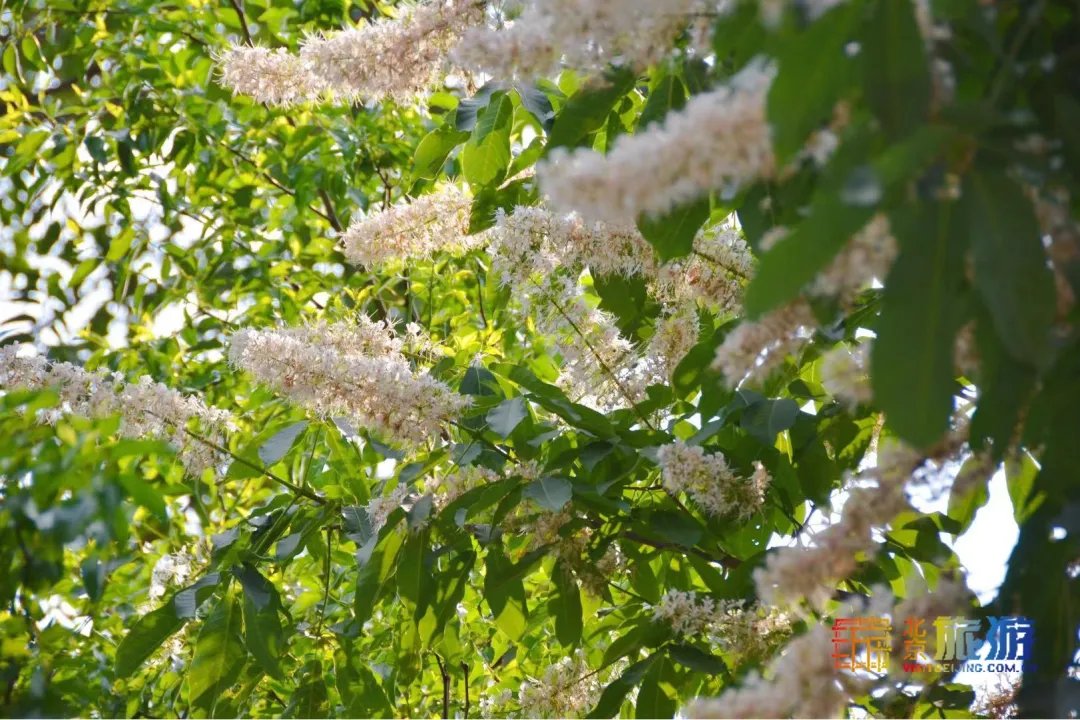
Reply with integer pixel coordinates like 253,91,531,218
227,0,254,46
434,653,451,719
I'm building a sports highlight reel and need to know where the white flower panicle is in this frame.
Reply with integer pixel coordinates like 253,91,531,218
0,346,231,476
366,483,411,534
657,441,769,519
150,553,193,600
423,464,501,507
539,63,775,223
518,650,603,718
687,623,850,718
652,591,792,661
218,45,316,106
712,299,817,388
753,431,972,609
820,342,872,407
809,213,898,300
229,322,468,445
219,0,485,104
342,185,481,268
453,0,723,78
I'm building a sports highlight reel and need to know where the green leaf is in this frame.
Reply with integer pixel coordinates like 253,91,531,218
515,82,555,130
551,561,583,646
4,131,49,176
637,196,711,261
970,303,1036,458
81,558,105,603
483,550,528,641
1005,452,1039,524
287,663,329,719
114,573,220,678
258,420,308,465
336,642,395,718
638,72,686,131
594,272,664,339
740,397,799,445
668,644,727,675
523,476,573,511
189,592,247,714
487,397,528,438
862,0,932,139
965,167,1055,369
650,509,703,548
354,522,404,624
117,473,168,524
767,2,862,163
462,93,513,188
546,69,638,151
410,125,467,185
872,199,968,447
588,654,659,718
946,460,990,535
235,565,286,681
635,654,677,719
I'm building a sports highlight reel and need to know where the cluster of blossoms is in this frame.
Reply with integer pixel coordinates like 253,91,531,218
539,62,776,223
687,579,970,718
149,552,193,601
453,0,722,79
651,590,792,662
228,319,468,446
712,214,897,389
0,346,231,476
656,441,769,519
518,650,604,718
422,464,502,508
753,424,975,609
341,185,479,269
819,342,872,408
219,0,484,104
365,483,411,535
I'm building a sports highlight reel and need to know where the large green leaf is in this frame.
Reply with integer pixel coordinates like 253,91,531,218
487,397,529,438
114,573,220,678
946,460,991,536
462,93,513,188
188,592,248,715
872,199,968,447
741,397,799,445
483,550,528,641
635,654,677,719
965,167,1056,369
523,476,573,511
862,0,931,139
234,565,286,681
637,197,711,261
286,663,329,719
411,125,468,185
546,69,638,151
587,654,659,718
354,522,404,625
551,561,583,646
767,2,862,163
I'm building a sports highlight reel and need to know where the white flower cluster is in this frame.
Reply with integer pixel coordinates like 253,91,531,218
366,483,411,534
490,206,751,314
712,298,817,387
423,464,502,508
229,321,469,445
652,590,792,660
219,0,485,104
479,688,515,719
149,552,193,600
539,62,775,223
809,214,898,300
688,622,850,718
453,0,724,79
342,185,480,269
753,428,973,609
819,342,871,407
0,346,231,476
657,440,769,519
518,650,603,718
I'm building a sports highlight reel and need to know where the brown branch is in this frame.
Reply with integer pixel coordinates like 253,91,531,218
227,0,254,46
433,654,451,719
461,663,471,719
318,188,344,233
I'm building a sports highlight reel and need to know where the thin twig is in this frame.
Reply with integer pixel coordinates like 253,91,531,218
313,525,333,642
461,663,471,719
433,654,451,719
227,0,254,46
475,260,488,329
